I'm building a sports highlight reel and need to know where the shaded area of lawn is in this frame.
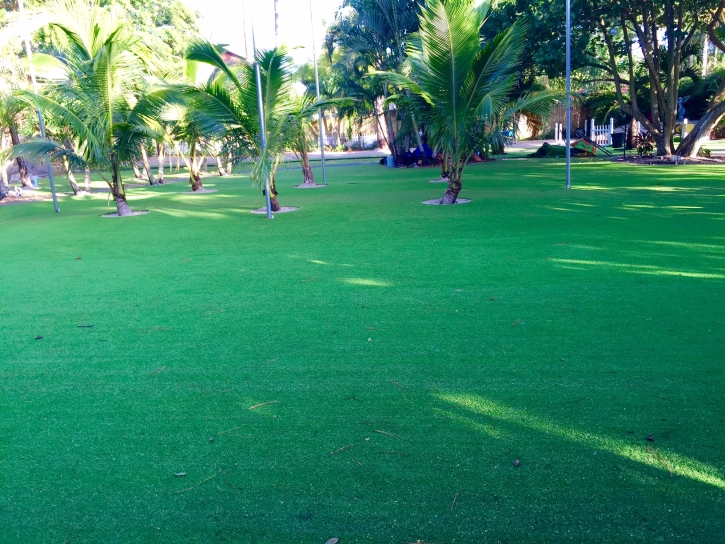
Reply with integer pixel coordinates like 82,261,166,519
1,159,724,542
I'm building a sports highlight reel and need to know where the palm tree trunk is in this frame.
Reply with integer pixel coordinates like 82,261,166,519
111,153,133,216
10,123,32,187
269,173,281,211
440,150,450,181
187,143,204,191
63,157,80,195
131,161,144,180
157,143,165,183
141,144,156,184
225,151,233,176
215,156,227,176
84,166,91,193
440,165,462,204
300,142,315,185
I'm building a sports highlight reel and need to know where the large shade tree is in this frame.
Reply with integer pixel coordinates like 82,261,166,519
379,0,552,204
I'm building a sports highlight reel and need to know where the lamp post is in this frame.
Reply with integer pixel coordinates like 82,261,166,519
565,0,572,190
253,31,273,219
310,0,327,185
18,0,59,212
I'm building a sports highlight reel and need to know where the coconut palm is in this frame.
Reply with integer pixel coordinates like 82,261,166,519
288,91,352,186
12,0,163,216
185,41,294,211
378,0,553,203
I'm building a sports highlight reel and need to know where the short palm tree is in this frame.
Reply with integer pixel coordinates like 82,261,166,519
185,42,294,211
288,91,352,187
13,0,162,216
378,0,552,203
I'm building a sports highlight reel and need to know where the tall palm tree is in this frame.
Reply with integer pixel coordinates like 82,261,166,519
379,0,552,204
185,41,294,211
12,0,163,216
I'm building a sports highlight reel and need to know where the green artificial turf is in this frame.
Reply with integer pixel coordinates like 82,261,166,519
1,159,724,543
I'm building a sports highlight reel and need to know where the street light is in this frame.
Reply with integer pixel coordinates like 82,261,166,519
565,0,572,190
18,0,59,212
310,0,327,185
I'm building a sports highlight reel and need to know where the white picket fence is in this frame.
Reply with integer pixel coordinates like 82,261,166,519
590,119,614,146
554,118,614,146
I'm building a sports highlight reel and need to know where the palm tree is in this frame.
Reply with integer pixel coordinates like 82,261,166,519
288,91,352,186
185,41,294,211
326,0,423,162
379,0,552,203
12,0,163,216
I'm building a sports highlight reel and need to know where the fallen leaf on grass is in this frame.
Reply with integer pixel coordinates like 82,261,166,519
78,324,94,328
34,335,43,340
513,459,521,467
174,473,186,477
326,539,339,544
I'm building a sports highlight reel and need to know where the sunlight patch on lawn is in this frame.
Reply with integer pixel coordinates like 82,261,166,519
341,278,393,287
153,208,227,220
549,258,725,279
437,392,725,490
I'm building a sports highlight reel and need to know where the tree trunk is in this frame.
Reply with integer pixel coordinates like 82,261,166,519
301,150,315,185
131,162,144,180
440,150,450,181
215,156,228,176
63,157,80,195
84,166,91,193
269,174,281,211
111,154,132,216
157,144,165,183
678,101,725,157
190,170,203,191
225,152,233,176
1,130,10,189
9,123,32,187
141,144,156,184
440,167,462,204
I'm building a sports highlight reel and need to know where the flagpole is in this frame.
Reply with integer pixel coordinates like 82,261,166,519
310,0,327,185
253,30,273,219
565,0,572,190
18,0,59,212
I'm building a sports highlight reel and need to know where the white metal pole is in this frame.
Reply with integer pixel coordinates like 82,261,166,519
310,0,327,185
18,0,59,212
565,0,572,190
253,31,273,219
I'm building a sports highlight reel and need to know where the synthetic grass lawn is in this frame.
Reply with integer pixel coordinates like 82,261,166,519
1,159,724,543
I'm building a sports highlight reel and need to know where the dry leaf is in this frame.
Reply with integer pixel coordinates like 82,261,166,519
326,539,339,544
174,473,186,477
513,459,521,467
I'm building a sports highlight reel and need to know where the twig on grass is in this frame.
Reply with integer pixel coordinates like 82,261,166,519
389,380,404,389
512,319,521,326
450,489,465,512
216,425,246,436
374,430,404,440
248,400,279,410
378,451,410,456
330,444,357,455
148,366,167,376
174,469,224,494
